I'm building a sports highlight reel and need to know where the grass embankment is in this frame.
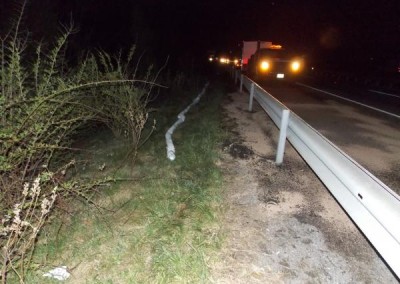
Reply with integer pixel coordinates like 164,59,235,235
26,83,227,283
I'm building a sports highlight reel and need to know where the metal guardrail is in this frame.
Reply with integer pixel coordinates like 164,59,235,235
236,71,400,278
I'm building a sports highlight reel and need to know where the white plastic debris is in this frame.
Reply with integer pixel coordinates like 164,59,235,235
165,82,209,161
43,266,70,281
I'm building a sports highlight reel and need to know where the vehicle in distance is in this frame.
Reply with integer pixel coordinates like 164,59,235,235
247,44,304,80
208,54,241,68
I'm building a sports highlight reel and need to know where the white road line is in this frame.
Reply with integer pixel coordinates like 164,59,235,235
369,89,400,99
296,83,400,120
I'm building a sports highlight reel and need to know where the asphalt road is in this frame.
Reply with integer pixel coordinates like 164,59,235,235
257,78,400,195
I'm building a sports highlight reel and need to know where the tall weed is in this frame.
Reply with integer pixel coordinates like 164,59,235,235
0,4,161,283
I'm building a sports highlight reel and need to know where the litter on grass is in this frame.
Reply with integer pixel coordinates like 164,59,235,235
43,266,70,281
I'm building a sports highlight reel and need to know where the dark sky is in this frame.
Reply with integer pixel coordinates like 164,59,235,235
0,0,399,70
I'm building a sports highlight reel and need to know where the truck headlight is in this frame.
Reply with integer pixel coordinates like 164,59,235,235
260,61,270,71
291,61,300,72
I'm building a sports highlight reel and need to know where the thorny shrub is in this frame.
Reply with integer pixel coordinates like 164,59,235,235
0,2,162,283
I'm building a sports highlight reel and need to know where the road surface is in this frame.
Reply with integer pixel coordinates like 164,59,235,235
258,79,400,195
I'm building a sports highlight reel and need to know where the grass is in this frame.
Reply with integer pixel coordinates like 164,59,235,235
22,82,227,283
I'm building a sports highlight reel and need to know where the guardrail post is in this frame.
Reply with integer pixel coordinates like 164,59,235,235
240,74,243,92
249,82,255,112
275,109,290,165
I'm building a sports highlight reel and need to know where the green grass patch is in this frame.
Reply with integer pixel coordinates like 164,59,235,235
23,83,227,283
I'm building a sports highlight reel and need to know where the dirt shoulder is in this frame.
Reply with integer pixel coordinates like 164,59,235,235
211,91,399,283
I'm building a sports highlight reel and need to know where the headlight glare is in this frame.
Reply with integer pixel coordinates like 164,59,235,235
291,61,300,72
260,61,270,71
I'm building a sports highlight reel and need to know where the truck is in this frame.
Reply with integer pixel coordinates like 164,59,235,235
242,41,304,80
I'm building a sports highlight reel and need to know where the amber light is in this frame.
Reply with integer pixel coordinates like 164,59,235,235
270,44,282,49
260,61,270,71
291,61,301,72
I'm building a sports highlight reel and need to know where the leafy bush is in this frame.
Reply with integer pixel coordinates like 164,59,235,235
0,4,162,282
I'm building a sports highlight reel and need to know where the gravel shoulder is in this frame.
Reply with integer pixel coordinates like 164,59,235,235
211,90,399,283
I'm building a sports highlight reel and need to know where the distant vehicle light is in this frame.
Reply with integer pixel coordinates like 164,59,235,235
270,44,282,49
260,61,270,71
234,59,239,65
220,58,226,63
209,57,213,62
291,61,301,72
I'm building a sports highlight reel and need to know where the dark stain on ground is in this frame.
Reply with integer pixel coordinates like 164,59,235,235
259,193,280,205
221,111,239,130
221,105,254,160
293,209,372,261
254,155,374,263
222,141,254,159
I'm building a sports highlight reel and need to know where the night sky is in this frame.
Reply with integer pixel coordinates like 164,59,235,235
0,0,399,72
